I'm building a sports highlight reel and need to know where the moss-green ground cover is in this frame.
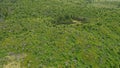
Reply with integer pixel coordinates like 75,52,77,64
0,0,120,68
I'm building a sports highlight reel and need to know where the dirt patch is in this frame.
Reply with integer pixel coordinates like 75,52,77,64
72,16,88,23
3,53,27,68
6,53,27,61
3,61,21,68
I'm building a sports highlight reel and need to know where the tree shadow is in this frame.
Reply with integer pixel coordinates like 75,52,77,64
52,15,89,25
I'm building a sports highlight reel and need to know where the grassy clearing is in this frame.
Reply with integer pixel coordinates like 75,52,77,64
90,0,120,8
0,0,120,68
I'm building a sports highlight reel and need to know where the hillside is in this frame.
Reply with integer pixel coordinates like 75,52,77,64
0,0,120,68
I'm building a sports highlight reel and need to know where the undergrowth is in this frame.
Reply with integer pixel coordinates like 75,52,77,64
0,0,120,68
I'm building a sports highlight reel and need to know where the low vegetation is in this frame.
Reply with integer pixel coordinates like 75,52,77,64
0,0,120,68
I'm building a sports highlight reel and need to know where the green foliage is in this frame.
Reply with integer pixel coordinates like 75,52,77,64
0,0,120,68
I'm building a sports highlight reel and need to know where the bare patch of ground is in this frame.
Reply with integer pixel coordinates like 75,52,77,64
3,61,21,68
3,53,27,68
